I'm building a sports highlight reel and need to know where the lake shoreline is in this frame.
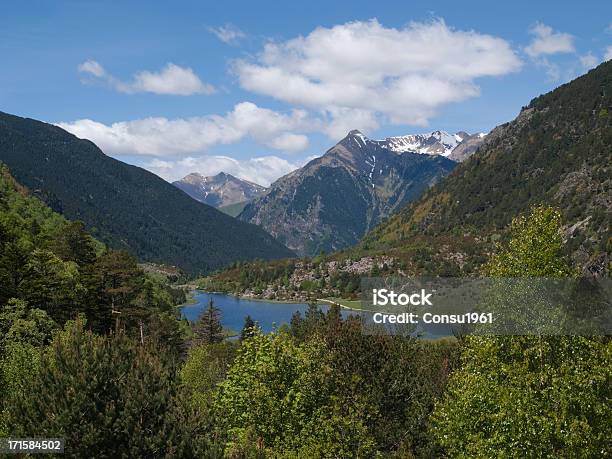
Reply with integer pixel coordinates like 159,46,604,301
193,289,367,311
180,291,361,333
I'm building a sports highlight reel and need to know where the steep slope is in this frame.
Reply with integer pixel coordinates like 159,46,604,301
239,130,456,256
173,172,266,208
364,61,611,274
0,112,294,274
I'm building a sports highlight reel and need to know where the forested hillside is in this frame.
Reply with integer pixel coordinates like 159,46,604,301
0,162,187,335
364,61,611,274
0,113,294,274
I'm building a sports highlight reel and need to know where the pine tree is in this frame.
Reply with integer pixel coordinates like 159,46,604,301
192,299,223,345
8,318,211,457
48,220,97,267
240,315,257,341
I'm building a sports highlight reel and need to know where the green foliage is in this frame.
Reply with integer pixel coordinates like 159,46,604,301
485,206,571,277
210,314,460,457
180,341,238,412
8,318,214,457
20,248,85,324
0,341,42,437
213,330,378,457
0,298,57,351
240,314,258,340
432,335,611,457
431,206,612,457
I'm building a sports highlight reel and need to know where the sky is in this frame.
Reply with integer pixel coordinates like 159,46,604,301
1,0,611,186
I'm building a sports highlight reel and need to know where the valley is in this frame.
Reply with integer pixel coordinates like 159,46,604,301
1,6,610,455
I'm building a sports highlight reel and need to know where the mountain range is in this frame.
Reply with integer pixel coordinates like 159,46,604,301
173,172,266,216
0,112,294,273
205,60,611,301
238,129,462,256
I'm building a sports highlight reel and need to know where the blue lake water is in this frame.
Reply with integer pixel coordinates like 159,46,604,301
180,291,452,338
180,291,356,333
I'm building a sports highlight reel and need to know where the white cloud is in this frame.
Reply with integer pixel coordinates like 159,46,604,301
266,133,309,152
57,102,313,156
234,19,521,134
145,155,303,186
78,59,105,77
579,52,599,70
78,61,214,95
322,108,380,140
208,24,246,45
525,23,575,58
605,46,612,61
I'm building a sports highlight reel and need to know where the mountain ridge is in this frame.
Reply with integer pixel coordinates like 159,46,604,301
372,129,486,159
0,111,294,273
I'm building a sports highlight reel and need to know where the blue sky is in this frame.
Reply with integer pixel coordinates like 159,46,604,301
1,0,610,185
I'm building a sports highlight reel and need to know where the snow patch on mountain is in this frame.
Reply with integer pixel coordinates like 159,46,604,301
343,129,487,161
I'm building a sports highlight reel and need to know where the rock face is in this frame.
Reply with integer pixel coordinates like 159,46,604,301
173,172,266,208
448,132,488,161
238,130,456,256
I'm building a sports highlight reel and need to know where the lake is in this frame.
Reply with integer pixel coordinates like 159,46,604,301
180,291,453,338
180,291,356,334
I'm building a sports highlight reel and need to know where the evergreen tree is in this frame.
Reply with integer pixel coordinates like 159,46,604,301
289,311,305,340
8,318,213,457
240,315,257,341
47,220,97,267
94,250,143,333
192,299,224,345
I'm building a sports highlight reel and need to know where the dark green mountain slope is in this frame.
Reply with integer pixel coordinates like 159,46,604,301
0,112,294,274
363,61,611,274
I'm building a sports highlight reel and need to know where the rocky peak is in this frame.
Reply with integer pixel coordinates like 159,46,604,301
173,171,266,208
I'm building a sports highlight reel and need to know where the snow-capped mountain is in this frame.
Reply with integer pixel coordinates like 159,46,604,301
373,130,486,160
173,172,267,208
239,130,456,256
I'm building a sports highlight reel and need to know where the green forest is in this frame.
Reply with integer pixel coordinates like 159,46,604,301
1,157,610,457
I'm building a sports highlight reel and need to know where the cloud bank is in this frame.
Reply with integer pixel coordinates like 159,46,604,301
234,19,522,137
57,102,313,157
